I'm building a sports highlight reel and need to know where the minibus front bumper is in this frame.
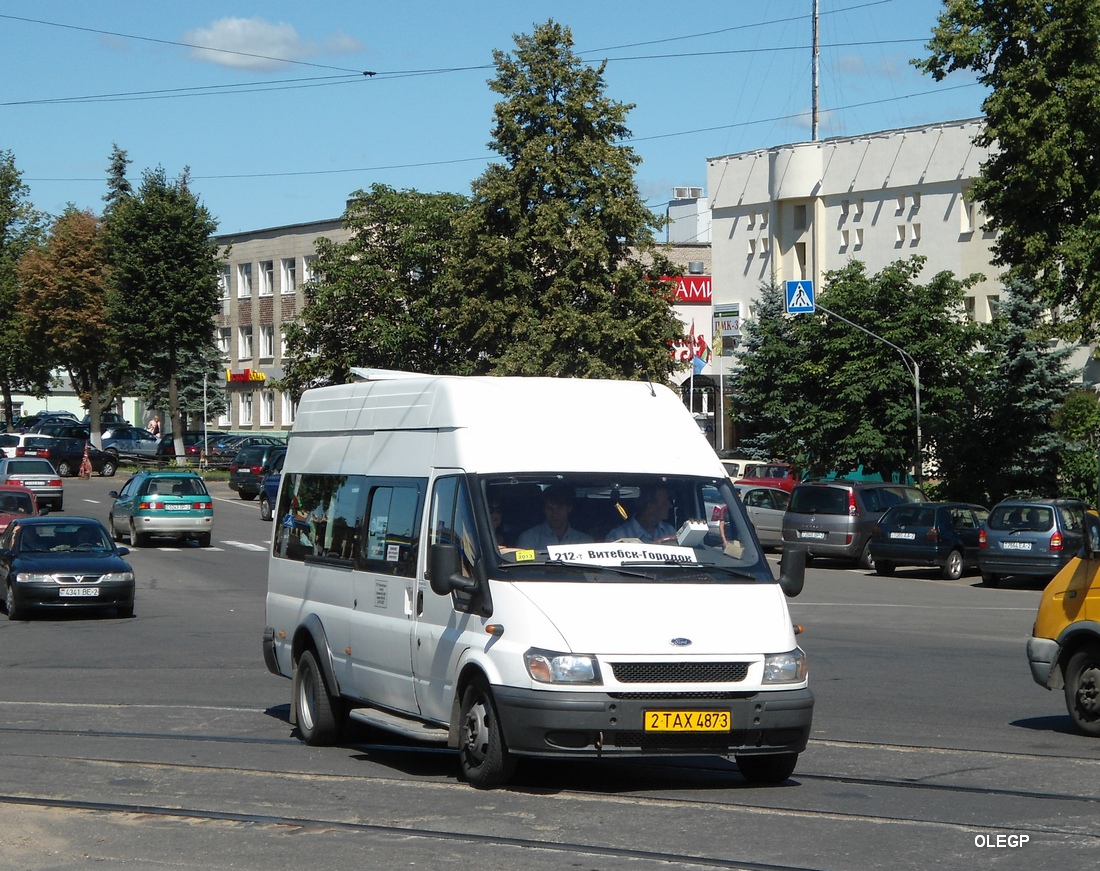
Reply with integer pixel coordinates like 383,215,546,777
492,685,814,757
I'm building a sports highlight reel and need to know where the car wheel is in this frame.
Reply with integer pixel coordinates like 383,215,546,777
735,752,799,785
980,572,1000,587
5,583,25,621
56,460,72,477
941,549,964,581
858,541,874,570
293,649,344,745
458,674,515,788
109,514,123,543
197,532,212,548
1064,644,1100,737
875,560,895,576
240,490,257,501
259,495,273,522
99,459,117,477
129,519,149,548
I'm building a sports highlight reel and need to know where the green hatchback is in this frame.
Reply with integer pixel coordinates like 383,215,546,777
108,471,214,547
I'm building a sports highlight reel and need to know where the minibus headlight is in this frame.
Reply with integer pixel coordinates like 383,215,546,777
763,648,807,683
524,648,602,684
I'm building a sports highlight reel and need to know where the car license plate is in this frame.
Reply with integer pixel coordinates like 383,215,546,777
1002,541,1033,550
890,532,916,540
645,710,730,732
59,586,99,598
23,480,46,487
163,504,190,511
799,531,825,540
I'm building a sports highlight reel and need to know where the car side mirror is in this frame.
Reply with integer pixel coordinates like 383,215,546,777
108,492,119,499
428,543,477,596
116,546,130,557
778,545,806,597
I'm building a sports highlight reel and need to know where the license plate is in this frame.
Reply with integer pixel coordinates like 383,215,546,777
645,710,731,732
1002,541,1033,550
23,480,46,487
59,586,99,598
890,532,916,540
799,531,825,540
163,504,190,511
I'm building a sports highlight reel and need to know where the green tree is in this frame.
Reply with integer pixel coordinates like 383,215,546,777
734,258,985,482
916,0,1100,339
17,207,120,444
444,20,682,379
279,184,469,399
0,150,51,423
104,162,221,462
1053,389,1100,503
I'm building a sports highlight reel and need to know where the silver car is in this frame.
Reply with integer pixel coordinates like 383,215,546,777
735,484,789,549
0,458,64,511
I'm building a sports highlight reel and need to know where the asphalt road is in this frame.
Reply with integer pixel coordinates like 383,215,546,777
0,472,1097,870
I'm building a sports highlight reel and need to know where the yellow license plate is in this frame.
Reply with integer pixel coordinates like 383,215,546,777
644,710,731,732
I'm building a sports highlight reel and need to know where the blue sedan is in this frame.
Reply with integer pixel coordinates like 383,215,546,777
0,516,135,619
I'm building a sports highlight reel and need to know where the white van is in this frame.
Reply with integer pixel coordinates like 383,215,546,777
263,373,811,788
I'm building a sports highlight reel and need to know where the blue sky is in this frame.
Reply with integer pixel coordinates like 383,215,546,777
1,1,984,234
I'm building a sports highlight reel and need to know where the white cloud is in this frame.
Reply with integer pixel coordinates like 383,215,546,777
183,17,362,71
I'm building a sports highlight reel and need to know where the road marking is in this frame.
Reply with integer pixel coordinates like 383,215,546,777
222,540,267,552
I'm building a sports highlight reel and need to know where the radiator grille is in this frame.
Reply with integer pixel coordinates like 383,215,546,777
610,662,749,684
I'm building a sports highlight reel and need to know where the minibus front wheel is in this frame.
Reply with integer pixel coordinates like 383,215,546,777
294,649,343,745
458,675,516,788
1064,643,1100,736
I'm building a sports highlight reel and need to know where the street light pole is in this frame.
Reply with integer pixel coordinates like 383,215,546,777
817,305,922,488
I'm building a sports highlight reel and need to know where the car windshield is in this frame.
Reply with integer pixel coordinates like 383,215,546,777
882,505,937,527
482,473,770,581
0,492,34,514
19,522,109,552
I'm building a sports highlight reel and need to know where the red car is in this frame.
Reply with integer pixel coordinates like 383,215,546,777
734,462,799,493
0,485,42,535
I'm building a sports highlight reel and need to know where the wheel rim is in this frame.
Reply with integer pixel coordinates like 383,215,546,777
1075,663,1100,721
947,552,962,578
298,665,317,732
5,584,13,614
463,695,492,764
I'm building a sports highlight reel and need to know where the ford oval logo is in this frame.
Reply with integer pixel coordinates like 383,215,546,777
670,637,692,647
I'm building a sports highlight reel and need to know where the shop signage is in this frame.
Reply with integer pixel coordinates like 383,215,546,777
226,368,266,383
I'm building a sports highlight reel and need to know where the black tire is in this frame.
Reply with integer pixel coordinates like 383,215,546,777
458,675,515,788
941,549,964,581
99,459,117,477
109,514,123,543
875,560,895,576
129,519,149,548
5,583,25,621
56,460,72,477
239,490,257,502
259,495,273,522
196,532,211,548
117,601,135,619
1064,644,1100,737
294,649,343,746
980,571,1000,587
858,540,874,570
735,752,798,785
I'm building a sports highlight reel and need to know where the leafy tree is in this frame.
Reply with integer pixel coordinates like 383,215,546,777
0,150,51,423
279,184,469,399
916,0,1100,339
935,282,1075,504
444,20,683,379
17,207,119,445
104,162,221,461
1053,389,1100,503
734,257,985,482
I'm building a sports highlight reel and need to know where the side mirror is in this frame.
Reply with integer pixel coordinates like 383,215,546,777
116,546,130,557
38,506,49,515
428,543,477,596
778,545,806,597
108,491,119,499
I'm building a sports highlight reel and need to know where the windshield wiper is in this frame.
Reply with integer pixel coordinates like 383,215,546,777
619,560,762,581
495,560,655,579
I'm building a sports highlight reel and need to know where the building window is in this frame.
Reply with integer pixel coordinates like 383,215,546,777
794,241,808,280
259,261,274,296
988,295,1000,318
854,199,864,221
964,296,976,320
280,326,289,359
748,238,757,256
912,191,921,212
237,263,252,297
303,255,318,284
260,324,275,359
746,213,755,230
218,391,231,427
840,199,850,220
793,204,807,231
219,265,230,299
896,225,906,243
282,392,296,425
840,229,850,250
760,211,768,228
240,392,253,426
281,258,297,294
261,390,275,426
961,191,977,233
911,223,921,243
217,327,231,358
238,325,253,360
759,237,769,256
854,228,864,249
896,194,906,215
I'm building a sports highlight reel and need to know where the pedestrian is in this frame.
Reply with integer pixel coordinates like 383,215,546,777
149,415,161,437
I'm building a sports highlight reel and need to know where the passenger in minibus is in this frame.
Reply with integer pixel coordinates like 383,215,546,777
516,484,593,548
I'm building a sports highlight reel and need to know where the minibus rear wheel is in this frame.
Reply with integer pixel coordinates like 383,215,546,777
1064,643,1100,737
458,675,515,788
294,649,343,745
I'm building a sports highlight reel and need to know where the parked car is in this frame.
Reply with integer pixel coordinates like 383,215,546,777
81,412,130,427
720,457,760,479
782,479,928,569
735,484,789,549
209,434,285,462
870,502,989,580
230,444,287,501
0,457,64,510
258,450,285,521
0,516,134,620
29,421,90,439
0,485,42,534
101,426,160,458
735,462,799,493
0,433,45,458
978,497,1088,587
108,470,214,547
18,436,117,478
156,431,228,460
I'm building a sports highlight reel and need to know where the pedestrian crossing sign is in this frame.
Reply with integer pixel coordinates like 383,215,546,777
785,280,815,314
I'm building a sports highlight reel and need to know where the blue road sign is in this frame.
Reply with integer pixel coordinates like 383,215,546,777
785,280,815,314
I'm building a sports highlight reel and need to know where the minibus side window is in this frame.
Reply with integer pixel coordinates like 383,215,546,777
429,476,483,610
272,473,366,564
360,484,422,577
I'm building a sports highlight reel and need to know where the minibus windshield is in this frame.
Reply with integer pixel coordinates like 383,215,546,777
481,473,771,581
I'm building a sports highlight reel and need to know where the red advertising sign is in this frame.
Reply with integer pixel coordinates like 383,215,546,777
673,275,712,304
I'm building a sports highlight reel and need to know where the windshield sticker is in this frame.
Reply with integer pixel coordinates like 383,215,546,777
546,543,699,566
515,549,536,562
